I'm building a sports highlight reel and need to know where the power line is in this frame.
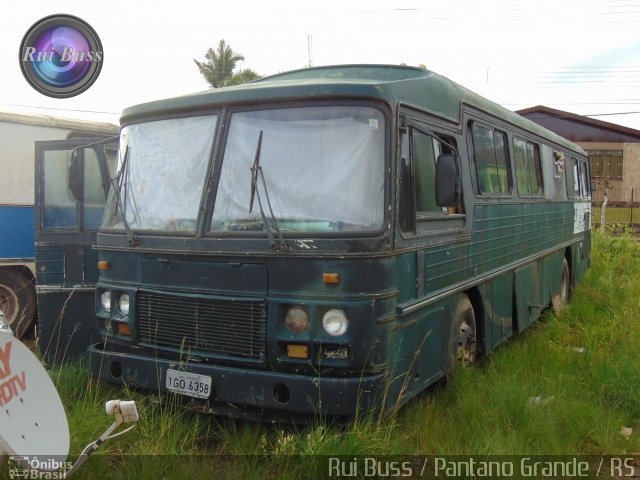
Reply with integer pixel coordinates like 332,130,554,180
586,111,640,117
515,112,640,122
0,102,120,116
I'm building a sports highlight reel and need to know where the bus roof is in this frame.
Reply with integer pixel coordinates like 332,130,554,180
121,64,585,156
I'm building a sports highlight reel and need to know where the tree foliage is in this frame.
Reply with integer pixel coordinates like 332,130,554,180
194,39,260,88
226,68,261,86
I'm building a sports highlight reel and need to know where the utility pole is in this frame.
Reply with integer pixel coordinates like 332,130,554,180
307,35,313,68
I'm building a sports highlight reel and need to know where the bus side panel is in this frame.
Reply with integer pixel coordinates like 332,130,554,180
385,303,448,411
35,243,102,363
37,290,99,363
514,262,542,332
425,242,471,295
542,251,564,309
484,272,514,350
572,234,591,284
515,251,564,333
0,205,34,259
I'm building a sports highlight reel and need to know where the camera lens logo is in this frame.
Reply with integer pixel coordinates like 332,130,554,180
19,15,103,98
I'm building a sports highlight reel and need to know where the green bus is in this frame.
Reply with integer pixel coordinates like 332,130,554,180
85,65,591,421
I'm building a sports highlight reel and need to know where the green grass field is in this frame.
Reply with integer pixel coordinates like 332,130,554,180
3,231,640,479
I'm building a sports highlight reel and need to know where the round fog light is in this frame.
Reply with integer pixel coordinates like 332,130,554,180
285,307,310,334
119,293,130,315
100,291,111,312
322,309,348,336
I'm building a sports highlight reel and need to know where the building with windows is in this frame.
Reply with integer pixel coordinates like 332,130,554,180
516,106,640,191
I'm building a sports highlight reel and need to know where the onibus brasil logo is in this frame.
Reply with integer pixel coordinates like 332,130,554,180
19,14,103,98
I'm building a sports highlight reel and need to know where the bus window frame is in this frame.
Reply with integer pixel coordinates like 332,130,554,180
513,136,544,199
469,121,513,198
397,119,466,240
100,109,222,238
578,158,591,199
202,99,393,240
565,157,582,200
38,143,113,234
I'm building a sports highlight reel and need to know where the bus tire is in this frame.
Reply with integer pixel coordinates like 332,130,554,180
446,293,477,379
553,257,570,313
0,270,36,338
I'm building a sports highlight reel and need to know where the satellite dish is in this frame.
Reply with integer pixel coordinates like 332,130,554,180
0,330,70,471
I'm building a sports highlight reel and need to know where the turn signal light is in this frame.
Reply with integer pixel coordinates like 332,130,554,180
287,344,309,359
98,261,110,270
117,323,132,336
323,273,340,284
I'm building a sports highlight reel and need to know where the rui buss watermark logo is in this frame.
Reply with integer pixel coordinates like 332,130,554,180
19,14,103,98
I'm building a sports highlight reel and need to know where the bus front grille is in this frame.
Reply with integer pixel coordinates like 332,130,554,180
136,291,267,361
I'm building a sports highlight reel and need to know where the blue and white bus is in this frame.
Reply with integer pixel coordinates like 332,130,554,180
0,111,118,338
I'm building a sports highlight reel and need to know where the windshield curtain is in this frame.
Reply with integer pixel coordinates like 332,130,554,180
210,106,386,233
102,115,217,232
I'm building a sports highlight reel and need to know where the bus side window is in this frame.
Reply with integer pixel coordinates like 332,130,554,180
565,157,580,198
398,131,415,233
579,159,590,198
471,123,510,195
83,148,108,229
398,127,460,235
43,150,78,229
412,130,441,213
514,138,543,197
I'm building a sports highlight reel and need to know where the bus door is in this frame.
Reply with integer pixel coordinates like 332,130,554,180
34,138,116,364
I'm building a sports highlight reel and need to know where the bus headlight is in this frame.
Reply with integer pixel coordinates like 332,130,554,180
285,307,310,334
118,293,130,315
100,291,112,312
322,309,348,336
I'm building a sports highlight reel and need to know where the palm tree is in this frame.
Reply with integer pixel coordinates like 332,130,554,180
225,68,261,86
194,39,246,88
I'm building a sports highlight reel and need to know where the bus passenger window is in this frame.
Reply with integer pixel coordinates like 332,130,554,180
514,138,543,196
566,158,580,198
84,148,109,229
552,151,564,178
398,127,461,235
398,132,414,233
472,123,510,195
412,130,440,213
43,150,78,229
579,160,590,198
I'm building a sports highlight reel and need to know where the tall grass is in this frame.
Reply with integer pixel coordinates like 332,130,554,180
3,231,639,479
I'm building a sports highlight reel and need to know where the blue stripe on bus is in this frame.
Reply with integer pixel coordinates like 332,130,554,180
0,205,35,259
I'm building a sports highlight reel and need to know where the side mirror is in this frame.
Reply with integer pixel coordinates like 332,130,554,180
68,149,82,201
435,154,460,207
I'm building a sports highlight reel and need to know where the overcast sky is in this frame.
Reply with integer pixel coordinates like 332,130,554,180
3,0,640,130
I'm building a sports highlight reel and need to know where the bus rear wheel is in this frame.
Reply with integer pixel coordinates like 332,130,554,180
0,270,36,338
446,293,477,379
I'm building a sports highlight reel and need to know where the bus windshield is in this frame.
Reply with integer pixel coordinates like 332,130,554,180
103,105,386,235
210,106,386,233
103,115,218,232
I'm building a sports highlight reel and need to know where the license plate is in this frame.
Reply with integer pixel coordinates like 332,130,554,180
165,369,212,399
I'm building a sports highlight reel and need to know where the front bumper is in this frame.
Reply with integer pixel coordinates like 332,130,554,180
87,342,385,421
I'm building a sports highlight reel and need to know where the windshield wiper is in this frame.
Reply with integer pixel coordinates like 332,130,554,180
248,130,288,251
111,145,139,246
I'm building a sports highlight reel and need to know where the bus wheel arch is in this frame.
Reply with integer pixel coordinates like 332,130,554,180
0,268,36,338
552,253,571,313
446,291,478,379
